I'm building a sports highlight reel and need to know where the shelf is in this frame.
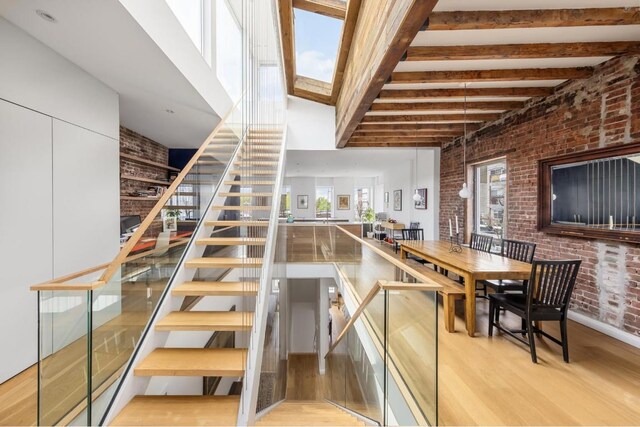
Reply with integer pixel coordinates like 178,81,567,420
121,153,180,172
121,195,161,201
121,174,171,186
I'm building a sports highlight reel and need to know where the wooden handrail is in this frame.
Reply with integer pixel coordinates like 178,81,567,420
99,97,244,284
327,280,441,354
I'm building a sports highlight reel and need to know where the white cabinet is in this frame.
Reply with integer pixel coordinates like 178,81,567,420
52,119,119,276
0,99,53,383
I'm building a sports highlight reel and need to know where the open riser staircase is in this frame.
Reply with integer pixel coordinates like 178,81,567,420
106,127,286,426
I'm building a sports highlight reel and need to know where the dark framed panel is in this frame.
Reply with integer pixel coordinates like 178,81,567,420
538,142,640,244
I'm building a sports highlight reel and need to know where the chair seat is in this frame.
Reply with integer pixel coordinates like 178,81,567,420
482,278,525,292
488,293,564,321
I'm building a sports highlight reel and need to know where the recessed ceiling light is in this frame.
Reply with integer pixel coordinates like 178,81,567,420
165,109,174,114
36,10,57,23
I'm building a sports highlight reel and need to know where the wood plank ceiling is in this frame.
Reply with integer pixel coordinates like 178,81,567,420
278,0,360,105
340,1,640,148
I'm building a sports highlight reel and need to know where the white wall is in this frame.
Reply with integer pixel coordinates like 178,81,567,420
0,19,120,382
380,149,441,241
285,176,376,221
289,279,318,353
286,96,336,150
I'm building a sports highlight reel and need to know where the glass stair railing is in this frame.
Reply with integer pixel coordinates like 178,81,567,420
277,224,442,426
31,94,286,426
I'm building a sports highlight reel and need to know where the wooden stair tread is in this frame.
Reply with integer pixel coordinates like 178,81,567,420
206,220,269,227
135,348,247,377
256,402,365,426
212,205,271,211
229,170,276,175
111,395,239,426
224,181,275,185
172,281,258,296
185,257,263,268
219,192,273,197
196,237,267,245
234,161,278,166
156,311,253,331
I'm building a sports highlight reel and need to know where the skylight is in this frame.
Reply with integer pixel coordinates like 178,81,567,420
294,8,343,83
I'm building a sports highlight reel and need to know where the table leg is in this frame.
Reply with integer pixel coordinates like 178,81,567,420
462,273,476,337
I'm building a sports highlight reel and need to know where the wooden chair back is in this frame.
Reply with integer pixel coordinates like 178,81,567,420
501,239,536,263
470,233,493,252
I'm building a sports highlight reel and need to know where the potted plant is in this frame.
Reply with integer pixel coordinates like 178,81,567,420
362,207,375,238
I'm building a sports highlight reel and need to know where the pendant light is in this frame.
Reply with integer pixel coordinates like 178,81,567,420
413,137,423,203
459,82,471,199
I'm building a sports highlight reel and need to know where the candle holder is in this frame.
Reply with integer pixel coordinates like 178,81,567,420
449,232,462,253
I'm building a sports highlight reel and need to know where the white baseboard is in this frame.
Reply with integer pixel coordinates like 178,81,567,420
568,310,640,349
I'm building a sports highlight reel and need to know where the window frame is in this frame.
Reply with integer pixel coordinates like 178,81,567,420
472,157,508,242
538,141,640,244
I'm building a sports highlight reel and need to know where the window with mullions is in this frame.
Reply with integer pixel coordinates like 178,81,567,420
474,159,507,241
316,186,334,219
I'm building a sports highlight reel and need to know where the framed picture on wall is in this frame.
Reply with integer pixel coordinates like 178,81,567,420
393,190,402,211
337,195,350,210
415,188,427,209
297,195,309,209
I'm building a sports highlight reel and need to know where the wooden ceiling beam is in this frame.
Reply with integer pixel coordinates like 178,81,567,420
350,136,450,142
425,8,640,30
405,41,640,61
292,0,346,20
378,87,553,99
354,130,463,137
277,0,295,94
357,123,482,131
335,0,439,148
331,0,362,104
293,76,333,105
370,100,524,111
391,67,593,84
362,113,501,123
347,142,443,148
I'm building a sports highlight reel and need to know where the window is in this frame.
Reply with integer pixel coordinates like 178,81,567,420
293,9,342,83
216,0,242,100
280,185,291,218
354,187,371,220
474,159,507,240
316,186,334,218
166,0,205,53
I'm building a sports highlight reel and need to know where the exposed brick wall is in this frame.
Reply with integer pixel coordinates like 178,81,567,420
119,126,169,232
440,55,640,337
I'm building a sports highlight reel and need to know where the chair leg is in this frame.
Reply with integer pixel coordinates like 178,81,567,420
560,318,570,363
521,318,527,337
527,320,538,363
488,299,495,336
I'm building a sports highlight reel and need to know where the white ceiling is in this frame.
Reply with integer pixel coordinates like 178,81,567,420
286,148,437,178
0,0,220,148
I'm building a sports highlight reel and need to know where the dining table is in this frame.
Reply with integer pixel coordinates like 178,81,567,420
399,240,532,337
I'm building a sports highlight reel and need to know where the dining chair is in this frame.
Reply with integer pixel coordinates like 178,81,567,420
469,233,493,252
488,259,582,363
478,239,537,297
400,228,429,264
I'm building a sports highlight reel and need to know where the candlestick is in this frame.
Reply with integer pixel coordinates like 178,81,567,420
455,215,459,234
449,219,453,237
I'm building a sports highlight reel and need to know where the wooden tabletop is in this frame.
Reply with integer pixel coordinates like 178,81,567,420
400,240,531,280
400,240,532,337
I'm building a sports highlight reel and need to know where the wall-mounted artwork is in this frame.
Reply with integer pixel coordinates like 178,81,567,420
297,195,309,209
337,195,350,210
393,190,402,211
415,188,427,209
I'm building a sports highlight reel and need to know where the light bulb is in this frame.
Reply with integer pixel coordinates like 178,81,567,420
459,183,471,199
412,190,422,202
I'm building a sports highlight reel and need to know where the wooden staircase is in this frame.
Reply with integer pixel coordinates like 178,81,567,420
111,128,283,426
256,401,366,426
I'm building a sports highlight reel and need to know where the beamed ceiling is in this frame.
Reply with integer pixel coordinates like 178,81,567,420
277,1,640,148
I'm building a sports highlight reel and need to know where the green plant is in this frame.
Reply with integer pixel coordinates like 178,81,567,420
362,207,375,223
165,209,181,218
